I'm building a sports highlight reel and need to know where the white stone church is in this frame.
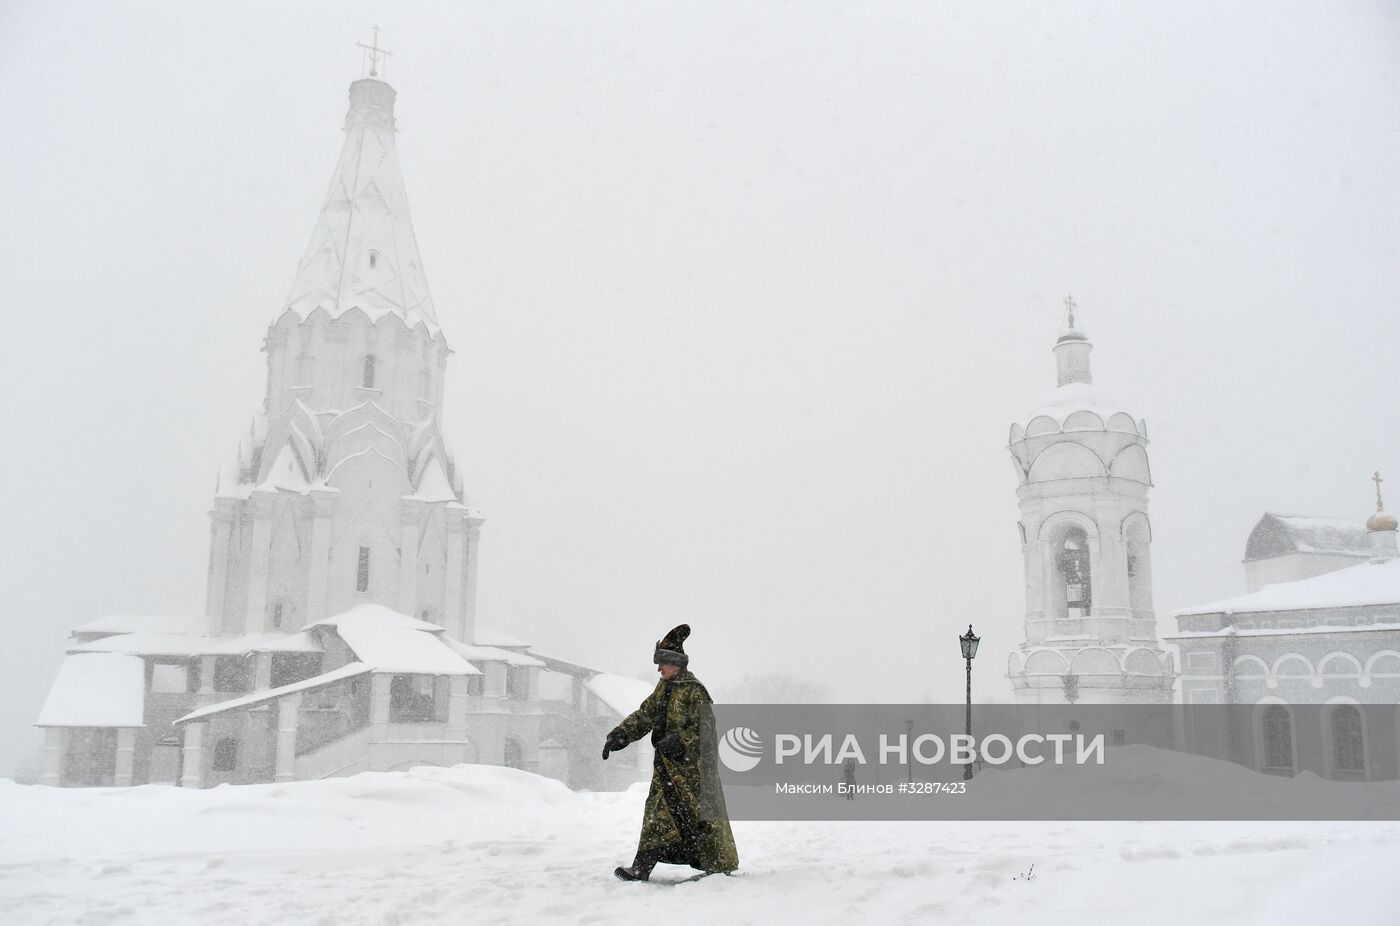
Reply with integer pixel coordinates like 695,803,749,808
1004,300,1400,779
35,74,651,789
1168,503,1400,779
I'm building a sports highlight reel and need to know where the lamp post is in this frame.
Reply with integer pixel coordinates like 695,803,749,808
959,624,980,781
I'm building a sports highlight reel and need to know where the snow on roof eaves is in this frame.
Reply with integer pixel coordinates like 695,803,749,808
585,674,656,717
73,614,204,636
472,626,532,648
528,652,602,677
1174,557,1400,617
1020,382,1134,427
176,663,372,724
1168,622,1400,640
70,631,322,657
442,638,543,668
36,654,146,727
307,603,444,633
309,604,478,675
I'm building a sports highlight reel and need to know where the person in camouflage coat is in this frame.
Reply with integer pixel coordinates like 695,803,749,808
602,624,739,881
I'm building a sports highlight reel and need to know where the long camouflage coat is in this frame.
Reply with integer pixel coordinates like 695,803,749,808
614,671,739,872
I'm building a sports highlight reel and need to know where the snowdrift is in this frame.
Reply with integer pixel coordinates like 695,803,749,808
2,756,1399,925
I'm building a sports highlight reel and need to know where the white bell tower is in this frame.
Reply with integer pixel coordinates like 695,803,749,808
1006,298,1175,704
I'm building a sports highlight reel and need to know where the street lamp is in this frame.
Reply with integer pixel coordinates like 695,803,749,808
959,624,980,781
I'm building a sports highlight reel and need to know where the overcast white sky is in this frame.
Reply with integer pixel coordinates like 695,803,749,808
2,1,1399,775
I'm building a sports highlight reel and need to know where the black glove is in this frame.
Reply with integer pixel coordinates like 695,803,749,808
655,731,684,761
602,728,626,760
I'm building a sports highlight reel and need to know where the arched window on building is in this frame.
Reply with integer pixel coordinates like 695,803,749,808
1331,704,1365,777
212,737,239,772
504,737,524,770
1124,515,1151,614
1055,527,1092,619
362,354,377,389
356,546,371,593
1262,705,1293,775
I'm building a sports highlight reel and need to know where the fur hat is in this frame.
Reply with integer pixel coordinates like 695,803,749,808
653,624,690,668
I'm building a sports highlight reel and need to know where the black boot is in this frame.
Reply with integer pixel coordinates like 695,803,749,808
613,850,659,882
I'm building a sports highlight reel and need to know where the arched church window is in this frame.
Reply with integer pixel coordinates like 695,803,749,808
1331,704,1365,774
356,546,371,593
212,737,238,772
1262,705,1293,774
1056,527,1092,619
363,355,376,389
504,737,524,770
368,250,379,270
1124,516,1151,612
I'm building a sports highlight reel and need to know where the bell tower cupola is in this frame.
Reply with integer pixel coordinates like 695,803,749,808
1053,295,1093,386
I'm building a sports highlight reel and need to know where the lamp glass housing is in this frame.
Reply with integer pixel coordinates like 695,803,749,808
960,626,981,660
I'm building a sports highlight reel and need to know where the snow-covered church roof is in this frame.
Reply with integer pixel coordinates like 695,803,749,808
1174,556,1400,617
1009,299,1147,440
1243,513,1372,561
36,654,146,727
69,631,321,657
176,663,373,725
72,614,205,637
585,674,655,717
1020,382,1141,429
280,78,439,335
307,604,480,675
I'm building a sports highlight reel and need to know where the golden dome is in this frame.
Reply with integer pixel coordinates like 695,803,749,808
1369,471,1396,532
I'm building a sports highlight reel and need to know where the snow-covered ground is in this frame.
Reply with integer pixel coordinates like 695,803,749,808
1,759,1397,925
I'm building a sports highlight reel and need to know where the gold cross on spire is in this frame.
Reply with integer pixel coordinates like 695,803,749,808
1063,293,1078,328
1374,470,1386,512
355,26,393,78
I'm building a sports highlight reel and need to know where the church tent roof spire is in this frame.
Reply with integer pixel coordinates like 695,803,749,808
282,54,439,334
